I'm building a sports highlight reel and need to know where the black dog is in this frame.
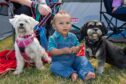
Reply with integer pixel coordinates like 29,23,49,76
80,20,126,74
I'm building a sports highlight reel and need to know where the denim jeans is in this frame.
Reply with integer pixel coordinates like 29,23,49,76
50,56,94,80
114,6,126,14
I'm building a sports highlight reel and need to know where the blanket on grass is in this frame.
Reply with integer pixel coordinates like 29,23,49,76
0,45,85,75
0,50,16,75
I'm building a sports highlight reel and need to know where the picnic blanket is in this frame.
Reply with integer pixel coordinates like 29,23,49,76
0,50,16,75
0,50,50,75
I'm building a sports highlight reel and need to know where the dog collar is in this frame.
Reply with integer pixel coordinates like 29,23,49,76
16,34,35,48
85,36,103,55
19,35,32,38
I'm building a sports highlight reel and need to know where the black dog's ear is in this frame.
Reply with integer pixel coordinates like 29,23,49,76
101,22,108,35
79,22,89,41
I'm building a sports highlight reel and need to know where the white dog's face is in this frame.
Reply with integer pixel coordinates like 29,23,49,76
9,14,39,36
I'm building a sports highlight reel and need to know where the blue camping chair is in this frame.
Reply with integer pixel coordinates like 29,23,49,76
31,0,62,50
100,0,126,42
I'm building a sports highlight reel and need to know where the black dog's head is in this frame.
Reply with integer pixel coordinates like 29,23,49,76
80,20,107,41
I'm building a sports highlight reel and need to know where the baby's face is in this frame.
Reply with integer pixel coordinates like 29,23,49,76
54,16,72,37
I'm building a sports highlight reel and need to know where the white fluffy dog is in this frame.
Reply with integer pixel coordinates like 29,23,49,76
9,14,50,75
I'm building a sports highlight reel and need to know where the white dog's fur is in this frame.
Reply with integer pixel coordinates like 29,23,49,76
9,14,50,75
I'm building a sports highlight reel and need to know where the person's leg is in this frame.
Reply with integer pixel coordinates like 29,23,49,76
46,16,55,39
114,7,126,14
50,62,76,78
73,56,95,80
14,5,32,16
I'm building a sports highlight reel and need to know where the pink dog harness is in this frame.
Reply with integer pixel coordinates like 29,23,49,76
16,34,35,63
16,34,35,48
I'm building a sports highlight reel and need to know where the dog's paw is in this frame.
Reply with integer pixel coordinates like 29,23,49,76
96,71,103,75
42,56,52,64
45,57,52,64
13,70,22,75
37,66,45,70
96,65,104,75
47,57,52,64
96,69,104,75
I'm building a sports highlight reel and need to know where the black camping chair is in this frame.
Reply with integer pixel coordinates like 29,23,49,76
100,0,126,42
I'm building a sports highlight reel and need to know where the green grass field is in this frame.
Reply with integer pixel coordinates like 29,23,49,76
0,36,126,84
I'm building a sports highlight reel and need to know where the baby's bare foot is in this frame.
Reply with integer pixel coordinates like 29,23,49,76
71,72,78,82
85,72,96,80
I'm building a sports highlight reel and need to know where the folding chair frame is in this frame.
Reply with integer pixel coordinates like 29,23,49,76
100,0,126,40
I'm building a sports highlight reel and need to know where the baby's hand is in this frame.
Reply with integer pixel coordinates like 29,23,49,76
71,44,83,54
71,46,78,54
62,47,72,54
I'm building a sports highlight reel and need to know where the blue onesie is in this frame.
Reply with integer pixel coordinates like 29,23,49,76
48,31,94,80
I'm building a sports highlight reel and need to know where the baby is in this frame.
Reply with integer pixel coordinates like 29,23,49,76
48,10,96,81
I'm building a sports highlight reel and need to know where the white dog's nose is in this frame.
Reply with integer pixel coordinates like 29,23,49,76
20,23,24,27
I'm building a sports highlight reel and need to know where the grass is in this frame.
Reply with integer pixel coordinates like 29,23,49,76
0,36,126,84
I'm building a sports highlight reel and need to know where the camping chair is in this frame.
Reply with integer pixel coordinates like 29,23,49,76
100,0,126,42
32,0,62,50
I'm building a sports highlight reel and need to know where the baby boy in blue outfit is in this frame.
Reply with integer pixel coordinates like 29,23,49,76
48,10,96,81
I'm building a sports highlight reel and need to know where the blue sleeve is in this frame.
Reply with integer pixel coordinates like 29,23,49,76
71,33,80,46
48,36,57,51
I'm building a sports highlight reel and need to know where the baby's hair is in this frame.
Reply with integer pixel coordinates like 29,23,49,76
51,10,71,27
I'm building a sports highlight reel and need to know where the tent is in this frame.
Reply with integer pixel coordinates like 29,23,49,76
0,15,13,40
